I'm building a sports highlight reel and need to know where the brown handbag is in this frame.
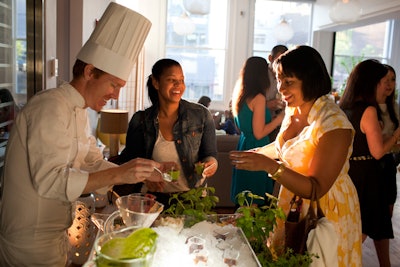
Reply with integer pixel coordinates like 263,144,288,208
284,178,325,254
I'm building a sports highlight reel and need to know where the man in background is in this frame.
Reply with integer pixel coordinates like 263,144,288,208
198,95,212,108
265,45,288,197
266,45,288,141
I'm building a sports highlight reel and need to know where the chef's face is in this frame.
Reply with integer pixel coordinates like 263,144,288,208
85,67,126,112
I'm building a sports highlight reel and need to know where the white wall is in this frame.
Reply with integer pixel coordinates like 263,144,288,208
224,0,254,111
56,0,111,83
56,0,110,135
44,1,57,89
56,0,70,84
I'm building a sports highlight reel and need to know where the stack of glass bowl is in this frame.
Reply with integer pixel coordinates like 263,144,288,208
84,195,164,267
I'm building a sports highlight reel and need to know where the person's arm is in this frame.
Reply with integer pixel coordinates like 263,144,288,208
266,98,285,112
82,158,162,194
199,108,218,177
251,94,283,140
254,142,278,159
27,101,86,202
361,106,400,159
230,128,352,199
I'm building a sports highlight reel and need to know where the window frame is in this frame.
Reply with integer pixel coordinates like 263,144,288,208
331,20,395,94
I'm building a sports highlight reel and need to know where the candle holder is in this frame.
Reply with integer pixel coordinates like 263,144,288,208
67,194,97,265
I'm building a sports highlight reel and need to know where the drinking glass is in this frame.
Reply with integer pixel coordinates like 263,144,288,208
223,248,240,267
187,236,206,254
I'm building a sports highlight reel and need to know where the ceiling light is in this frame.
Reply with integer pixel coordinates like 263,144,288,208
173,12,195,36
183,0,210,15
273,18,294,42
329,0,362,24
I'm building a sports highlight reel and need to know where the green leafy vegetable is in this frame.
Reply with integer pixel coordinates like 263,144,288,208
101,228,158,260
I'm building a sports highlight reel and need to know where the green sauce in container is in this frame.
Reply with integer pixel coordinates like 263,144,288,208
95,227,158,267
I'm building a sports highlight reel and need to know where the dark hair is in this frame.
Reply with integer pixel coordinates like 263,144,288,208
198,96,211,107
274,45,331,101
0,88,15,122
233,56,270,115
382,64,399,128
72,59,105,79
147,58,181,105
270,45,288,61
0,88,14,103
339,59,388,114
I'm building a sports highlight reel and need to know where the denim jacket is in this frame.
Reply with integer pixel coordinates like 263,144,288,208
118,99,217,188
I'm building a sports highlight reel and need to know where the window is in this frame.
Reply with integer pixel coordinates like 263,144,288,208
15,0,27,98
166,0,228,102
0,0,27,107
253,0,313,59
332,21,393,93
0,0,13,97
117,0,314,109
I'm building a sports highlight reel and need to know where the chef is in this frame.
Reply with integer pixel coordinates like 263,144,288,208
0,3,161,266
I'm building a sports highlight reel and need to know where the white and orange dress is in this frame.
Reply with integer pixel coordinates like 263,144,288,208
272,95,362,267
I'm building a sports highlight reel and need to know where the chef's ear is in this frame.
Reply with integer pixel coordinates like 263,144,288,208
83,64,96,80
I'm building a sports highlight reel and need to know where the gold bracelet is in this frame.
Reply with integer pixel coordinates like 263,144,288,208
268,162,286,181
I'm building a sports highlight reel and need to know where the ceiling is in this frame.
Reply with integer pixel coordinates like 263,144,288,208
314,0,400,31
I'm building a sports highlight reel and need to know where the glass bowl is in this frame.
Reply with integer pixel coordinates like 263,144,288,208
93,226,157,267
104,195,164,234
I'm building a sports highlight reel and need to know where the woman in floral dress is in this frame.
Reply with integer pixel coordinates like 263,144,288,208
230,45,362,266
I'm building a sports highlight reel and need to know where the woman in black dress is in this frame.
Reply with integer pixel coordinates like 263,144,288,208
340,59,400,267
380,64,399,218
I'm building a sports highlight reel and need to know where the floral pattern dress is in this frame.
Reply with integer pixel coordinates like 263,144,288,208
272,95,362,267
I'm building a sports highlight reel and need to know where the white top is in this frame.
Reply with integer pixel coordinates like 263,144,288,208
379,103,396,138
151,130,189,192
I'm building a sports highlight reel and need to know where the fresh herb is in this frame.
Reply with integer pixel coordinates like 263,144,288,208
163,186,219,227
266,248,315,267
163,188,315,266
234,191,315,267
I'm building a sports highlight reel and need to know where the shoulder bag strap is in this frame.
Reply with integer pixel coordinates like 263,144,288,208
309,177,325,219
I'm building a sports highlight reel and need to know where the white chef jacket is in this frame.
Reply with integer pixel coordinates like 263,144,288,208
0,83,116,266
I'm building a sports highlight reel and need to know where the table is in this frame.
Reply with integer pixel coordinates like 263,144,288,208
85,211,262,267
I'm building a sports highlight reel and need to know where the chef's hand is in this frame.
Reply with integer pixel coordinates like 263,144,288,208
159,161,180,173
119,158,162,184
